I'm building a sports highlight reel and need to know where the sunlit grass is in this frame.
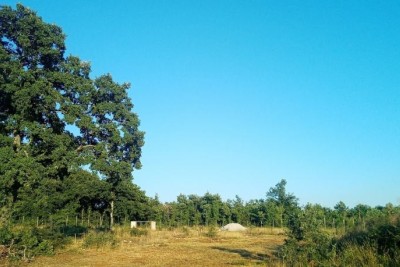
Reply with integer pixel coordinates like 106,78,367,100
20,227,285,267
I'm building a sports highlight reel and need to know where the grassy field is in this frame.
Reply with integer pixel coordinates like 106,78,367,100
11,227,286,267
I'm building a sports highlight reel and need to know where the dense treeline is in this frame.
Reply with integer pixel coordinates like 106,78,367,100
150,181,400,265
151,179,399,231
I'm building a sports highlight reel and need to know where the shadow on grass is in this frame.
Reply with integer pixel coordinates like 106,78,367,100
211,246,270,261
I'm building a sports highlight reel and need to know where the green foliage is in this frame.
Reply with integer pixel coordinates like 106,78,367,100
0,6,151,264
83,231,118,248
130,228,149,237
0,225,68,260
179,226,191,237
278,231,334,266
204,226,219,239
59,225,87,237
0,3,145,229
266,179,300,228
114,182,152,221
0,226,13,245
228,195,248,225
337,217,400,260
278,208,400,266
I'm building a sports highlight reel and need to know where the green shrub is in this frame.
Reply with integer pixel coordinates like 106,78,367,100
373,222,400,258
277,216,400,266
0,226,65,260
180,226,190,237
0,226,13,245
60,225,87,237
204,226,218,239
130,228,149,237
83,231,118,248
339,243,380,267
278,231,334,266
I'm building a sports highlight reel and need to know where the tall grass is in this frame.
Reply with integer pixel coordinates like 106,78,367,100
277,216,400,266
82,230,118,249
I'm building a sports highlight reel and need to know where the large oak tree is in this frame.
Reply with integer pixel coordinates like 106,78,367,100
0,4,144,227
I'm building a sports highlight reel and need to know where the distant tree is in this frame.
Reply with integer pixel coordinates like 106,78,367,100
334,201,348,229
264,200,280,227
200,193,223,226
113,181,151,222
266,179,299,227
188,194,202,225
349,204,371,227
176,194,190,226
146,194,163,224
247,199,262,225
302,203,326,231
228,195,247,225
219,201,232,225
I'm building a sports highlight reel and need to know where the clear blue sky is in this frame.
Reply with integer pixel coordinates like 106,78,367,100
4,1,400,208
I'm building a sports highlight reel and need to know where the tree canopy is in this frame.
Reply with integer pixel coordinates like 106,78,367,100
0,4,145,225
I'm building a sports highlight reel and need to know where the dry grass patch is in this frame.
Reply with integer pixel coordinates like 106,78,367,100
15,227,285,267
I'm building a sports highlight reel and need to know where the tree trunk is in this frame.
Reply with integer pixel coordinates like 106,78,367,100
110,200,114,229
13,131,21,151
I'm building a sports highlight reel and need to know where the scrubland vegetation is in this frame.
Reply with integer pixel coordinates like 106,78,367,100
1,179,399,266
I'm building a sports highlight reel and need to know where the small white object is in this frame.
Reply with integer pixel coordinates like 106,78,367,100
221,223,247,231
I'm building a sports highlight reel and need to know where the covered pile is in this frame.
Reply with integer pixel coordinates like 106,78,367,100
221,223,247,231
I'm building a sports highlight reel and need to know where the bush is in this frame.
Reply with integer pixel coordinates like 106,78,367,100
60,225,87,237
130,227,149,237
373,222,400,258
204,226,218,239
277,216,400,266
180,226,191,237
0,226,13,245
339,243,380,267
335,219,400,266
83,231,118,248
0,226,65,260
278,231,334,266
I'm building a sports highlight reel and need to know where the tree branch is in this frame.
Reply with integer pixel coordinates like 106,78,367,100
76,144,95,152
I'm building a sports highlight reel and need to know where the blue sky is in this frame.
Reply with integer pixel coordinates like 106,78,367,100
4,1,400,208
